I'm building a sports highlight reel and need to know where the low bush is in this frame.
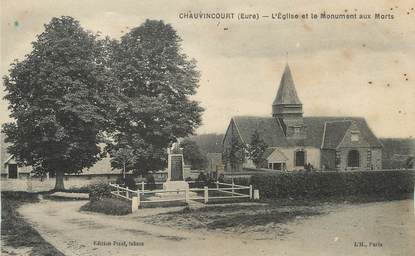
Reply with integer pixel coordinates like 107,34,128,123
194,172,216,188
80,198,131,215
223,177,251,186
145,174,156,190
88,182,112,201
251,170,414,199
116,175,137,190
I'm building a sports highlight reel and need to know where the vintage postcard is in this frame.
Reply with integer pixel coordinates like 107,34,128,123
1,0,414,255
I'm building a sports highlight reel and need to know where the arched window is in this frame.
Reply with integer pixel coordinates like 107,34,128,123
347,150,360,167
295,150,306,167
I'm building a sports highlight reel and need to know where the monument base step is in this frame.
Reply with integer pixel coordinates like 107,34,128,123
149,190,197,200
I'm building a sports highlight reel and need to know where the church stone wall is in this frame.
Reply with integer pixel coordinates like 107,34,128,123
321,149,336,170
267,146,321,171
337,147,382,171
371,148,382,170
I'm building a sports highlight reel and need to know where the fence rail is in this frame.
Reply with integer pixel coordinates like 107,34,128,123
109,181,256,211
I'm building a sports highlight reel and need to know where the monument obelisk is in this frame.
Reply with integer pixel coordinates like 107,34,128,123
163,142,189,191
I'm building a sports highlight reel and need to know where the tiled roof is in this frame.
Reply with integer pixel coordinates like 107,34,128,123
232,116,382,148
233,116,287,146
80,153,122,175
273,64,302,105
322,121,352,149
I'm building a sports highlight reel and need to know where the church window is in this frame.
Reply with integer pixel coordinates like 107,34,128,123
295,150,306,167
347,150,360,167
335,151,341,168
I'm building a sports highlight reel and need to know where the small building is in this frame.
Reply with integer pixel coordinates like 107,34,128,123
1,133,123,191
223,64,383,172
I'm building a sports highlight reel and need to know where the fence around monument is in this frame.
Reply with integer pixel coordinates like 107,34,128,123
109,181,254,208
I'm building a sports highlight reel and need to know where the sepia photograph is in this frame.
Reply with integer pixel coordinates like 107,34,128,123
1,0,414,255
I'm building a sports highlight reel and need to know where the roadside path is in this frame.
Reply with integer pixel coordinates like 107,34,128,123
18,199,415,256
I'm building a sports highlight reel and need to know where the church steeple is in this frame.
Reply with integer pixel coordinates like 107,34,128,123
272,64,304,138
273,64,302,106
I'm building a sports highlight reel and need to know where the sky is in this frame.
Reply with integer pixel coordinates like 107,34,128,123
1,0,414,138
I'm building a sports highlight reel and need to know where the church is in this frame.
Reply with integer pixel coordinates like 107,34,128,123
223,64,383,172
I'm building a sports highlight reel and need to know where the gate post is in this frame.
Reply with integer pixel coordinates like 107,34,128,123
132,196,138,212
204,186,208,204
249,185,253,200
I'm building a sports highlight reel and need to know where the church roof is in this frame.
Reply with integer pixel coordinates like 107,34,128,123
231,116,382,149
321,120,352,149
273,64,302,105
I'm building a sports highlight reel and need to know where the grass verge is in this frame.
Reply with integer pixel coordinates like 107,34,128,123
1,191,64,256
144,202,323,232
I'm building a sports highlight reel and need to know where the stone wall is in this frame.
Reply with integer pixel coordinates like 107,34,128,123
337,147,382,171
0,175,118,192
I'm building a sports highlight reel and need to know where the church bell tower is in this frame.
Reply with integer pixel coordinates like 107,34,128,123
272,64,305,138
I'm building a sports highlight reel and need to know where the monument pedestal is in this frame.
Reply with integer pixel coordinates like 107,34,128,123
155,181,196,199
163,180,189,191
154,142,196,200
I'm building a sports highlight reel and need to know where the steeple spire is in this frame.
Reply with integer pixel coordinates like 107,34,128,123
273,64,302,106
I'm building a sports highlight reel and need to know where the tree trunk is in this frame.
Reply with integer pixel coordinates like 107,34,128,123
54,170,65,191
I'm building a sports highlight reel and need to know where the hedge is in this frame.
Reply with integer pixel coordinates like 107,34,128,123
80,198,131,215
88,182,112,201
250,170,414,199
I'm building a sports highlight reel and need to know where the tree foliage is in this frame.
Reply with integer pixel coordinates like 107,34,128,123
247,130,268,168
189,133,224,154
2,16,114,190
107,19,203,175
223,136,246,172
180,139,207,170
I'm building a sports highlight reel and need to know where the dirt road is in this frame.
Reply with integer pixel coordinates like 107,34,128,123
18,199,414,256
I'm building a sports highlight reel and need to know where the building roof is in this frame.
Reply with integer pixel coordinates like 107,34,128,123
266,148,289,162
231,116,382,149
273,64,302,105
321,120,352,149
80,153,121,175
233,116,287,146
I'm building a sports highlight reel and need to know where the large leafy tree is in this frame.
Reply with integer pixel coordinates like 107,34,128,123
108,20,203,175
180,139,207,170
247,130,268,168
2,16,113,190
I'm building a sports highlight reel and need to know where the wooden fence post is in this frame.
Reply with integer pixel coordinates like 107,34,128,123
141,181,145,191
116,184,119,196
254,189,260,200
185,189,189,203
216,181,219,190
204,186,208,204
249,185,253,200
137,190,141,207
